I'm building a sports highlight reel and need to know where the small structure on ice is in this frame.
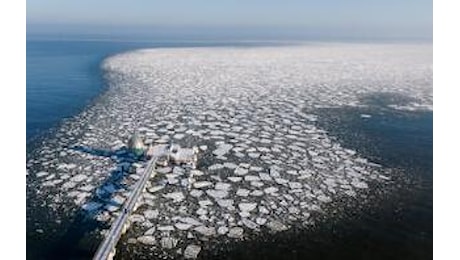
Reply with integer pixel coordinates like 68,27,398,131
127,132,146,157
169,144,199,169
146,143,199,169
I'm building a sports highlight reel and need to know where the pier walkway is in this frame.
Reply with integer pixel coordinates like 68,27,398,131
92,157,157,260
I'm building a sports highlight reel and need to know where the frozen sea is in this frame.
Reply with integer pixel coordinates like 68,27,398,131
26,37,432,260
27,36,276,143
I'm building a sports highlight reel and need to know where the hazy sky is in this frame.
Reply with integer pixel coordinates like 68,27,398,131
27,0,432,39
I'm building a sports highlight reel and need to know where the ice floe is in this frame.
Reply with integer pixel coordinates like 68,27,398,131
26,43,431,259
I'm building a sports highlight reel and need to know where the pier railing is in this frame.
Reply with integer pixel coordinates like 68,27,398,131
93,157,157,260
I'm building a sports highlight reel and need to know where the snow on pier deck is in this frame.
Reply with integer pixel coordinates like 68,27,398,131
26,44,432,259
93,157,158,260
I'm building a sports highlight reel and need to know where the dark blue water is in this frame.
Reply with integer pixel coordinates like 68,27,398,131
309,98,433,260
26,37,281,144
27,39,143,142
27,38,432,259
199,104,432,260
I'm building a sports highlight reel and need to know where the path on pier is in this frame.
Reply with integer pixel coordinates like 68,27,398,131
93,157,157,260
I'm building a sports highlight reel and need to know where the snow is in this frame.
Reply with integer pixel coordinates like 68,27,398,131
26,44,432,259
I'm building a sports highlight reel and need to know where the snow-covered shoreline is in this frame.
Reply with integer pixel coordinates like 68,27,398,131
26,43,432,258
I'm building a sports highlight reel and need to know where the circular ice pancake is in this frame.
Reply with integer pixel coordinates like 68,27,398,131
26,43,432,259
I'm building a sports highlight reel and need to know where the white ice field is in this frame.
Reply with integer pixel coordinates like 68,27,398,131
26,43,432,258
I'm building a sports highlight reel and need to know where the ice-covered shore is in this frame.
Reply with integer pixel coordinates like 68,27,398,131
26,43,432,258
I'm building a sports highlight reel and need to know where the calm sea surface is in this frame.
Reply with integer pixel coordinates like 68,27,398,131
27,39,133,141
26,37,432,259
26,37,277,143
